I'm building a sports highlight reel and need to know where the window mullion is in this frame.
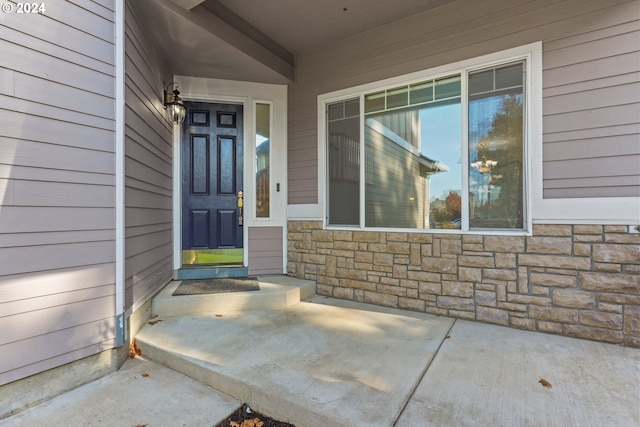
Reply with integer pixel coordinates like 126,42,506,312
522,63,530,231
461,71,470,231
359,93,366,229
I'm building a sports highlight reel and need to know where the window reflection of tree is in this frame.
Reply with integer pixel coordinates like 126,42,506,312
470,95,524,228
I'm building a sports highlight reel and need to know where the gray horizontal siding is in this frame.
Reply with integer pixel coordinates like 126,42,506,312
4,3,115,66
124,2,173,311
0,264,115,305
0,206,114,233
0,296,115,347
0,30,114,93
0,241,114,277
7,181,114,207
288,0,640,203
0,1,117,386
0,320,116,386
248,227,284,275
0,139,114,175
0,111,114,152
0,230,114,249
542,11,640,198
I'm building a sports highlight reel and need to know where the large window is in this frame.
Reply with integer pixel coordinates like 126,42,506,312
326,58,527,232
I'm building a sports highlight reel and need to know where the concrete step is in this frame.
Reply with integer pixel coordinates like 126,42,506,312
151,275,316,317
135,297,455,427
175,265,249,280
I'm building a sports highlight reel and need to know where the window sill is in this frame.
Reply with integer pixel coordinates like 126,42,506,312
324,225,532,236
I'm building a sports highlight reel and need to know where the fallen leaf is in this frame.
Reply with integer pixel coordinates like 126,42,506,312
445,335,451,339
230,422,240,427
141,373,149,378
539,378,552,388
148,320,163,325
216,314,223,317
129,339,142,359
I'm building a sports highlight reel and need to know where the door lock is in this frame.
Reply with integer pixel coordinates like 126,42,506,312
237,191,243,226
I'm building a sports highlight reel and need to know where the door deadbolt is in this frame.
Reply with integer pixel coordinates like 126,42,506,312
237,191,243,226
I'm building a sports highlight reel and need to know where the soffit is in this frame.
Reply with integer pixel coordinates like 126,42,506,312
136,0,292,84
136,0,459,84
216,0,458,54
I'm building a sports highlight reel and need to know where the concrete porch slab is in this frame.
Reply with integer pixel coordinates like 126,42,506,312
397,320,640,427
136,296,456,427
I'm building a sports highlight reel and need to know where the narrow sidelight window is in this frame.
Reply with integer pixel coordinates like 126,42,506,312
255,103,271,218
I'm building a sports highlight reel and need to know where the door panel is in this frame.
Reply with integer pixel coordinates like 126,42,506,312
182,102,243,265
217,210,237,247
191,136,209,195
190,210,210,248
218,136,236,194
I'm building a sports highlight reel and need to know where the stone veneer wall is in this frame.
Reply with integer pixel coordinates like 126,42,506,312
287,221,640,347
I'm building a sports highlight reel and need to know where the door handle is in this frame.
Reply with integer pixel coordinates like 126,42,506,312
237,191,243,226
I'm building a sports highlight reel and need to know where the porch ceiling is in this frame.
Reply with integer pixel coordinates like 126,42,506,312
136,0,459,84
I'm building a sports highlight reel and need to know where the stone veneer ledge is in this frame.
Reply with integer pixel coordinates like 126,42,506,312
288,221,640,347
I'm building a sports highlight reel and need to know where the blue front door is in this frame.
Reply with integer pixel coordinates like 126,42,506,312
181,102,243,265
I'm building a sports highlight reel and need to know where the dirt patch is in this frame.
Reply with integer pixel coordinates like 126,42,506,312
215,404,296,427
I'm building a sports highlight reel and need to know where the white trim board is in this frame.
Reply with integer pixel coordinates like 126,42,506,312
114,0,126,346
287,204,323,220
532,197,640,225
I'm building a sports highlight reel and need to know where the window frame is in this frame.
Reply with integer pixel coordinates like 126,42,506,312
318,42,541,235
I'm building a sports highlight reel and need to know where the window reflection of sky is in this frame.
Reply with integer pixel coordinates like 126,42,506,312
420,103,461,201
420,94,521,202
256,134,269,147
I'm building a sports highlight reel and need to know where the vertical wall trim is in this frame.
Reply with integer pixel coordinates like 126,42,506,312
243,97,252,267
173,121,181,273
114,0,125,347
525,47,539,234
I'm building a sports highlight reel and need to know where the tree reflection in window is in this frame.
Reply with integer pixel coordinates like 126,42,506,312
469,63,524,229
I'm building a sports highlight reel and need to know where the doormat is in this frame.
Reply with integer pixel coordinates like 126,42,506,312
172,277,260,296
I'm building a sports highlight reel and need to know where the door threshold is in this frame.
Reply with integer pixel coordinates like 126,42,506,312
175,266,249,280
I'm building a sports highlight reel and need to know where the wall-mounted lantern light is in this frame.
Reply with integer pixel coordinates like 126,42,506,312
163,82,186,125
